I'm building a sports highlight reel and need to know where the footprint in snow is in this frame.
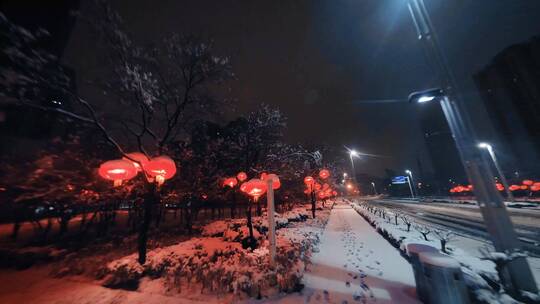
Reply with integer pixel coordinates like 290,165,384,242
352,290,365,301
323,290,330,301
375,261,380,265
346,281,351,287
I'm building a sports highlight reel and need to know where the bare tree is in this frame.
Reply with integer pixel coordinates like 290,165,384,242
434,229,455,253
401,215,412,232
414,224,431,241
1,1,233,264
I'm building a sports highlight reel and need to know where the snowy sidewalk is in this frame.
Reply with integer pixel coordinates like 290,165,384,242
299,202,419,303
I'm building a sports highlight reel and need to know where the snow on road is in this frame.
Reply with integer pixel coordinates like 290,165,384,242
290,202,419,303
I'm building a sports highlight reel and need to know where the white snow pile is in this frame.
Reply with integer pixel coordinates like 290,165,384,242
350,201,540,304
101,203,331,300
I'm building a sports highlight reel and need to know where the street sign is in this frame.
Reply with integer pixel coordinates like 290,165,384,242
392,176,407,184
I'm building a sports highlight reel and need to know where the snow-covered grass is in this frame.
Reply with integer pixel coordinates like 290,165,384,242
99,203,331,301
350,201,540,304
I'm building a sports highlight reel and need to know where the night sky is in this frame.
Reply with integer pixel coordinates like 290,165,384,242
64,0,540,177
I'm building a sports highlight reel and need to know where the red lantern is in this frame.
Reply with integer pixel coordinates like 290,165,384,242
304,176,315,185
509,185,520,191
495,183,504,191
319,169,330,179
332,190,337,196
145,156,177,185
523,180,534,186
314,183,322,191
318,191,326,199
98,159,138,187
531,185,540,192
262,173,281,190
237,172,247,182
223,177,238,188
520,185,528,190
241,178,267,201
123,152,149,172
322,183,330,190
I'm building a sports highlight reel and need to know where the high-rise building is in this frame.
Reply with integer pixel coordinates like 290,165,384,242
474,36,540,177
417,98,467,192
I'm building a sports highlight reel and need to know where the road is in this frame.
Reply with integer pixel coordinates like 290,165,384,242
370,198,540,256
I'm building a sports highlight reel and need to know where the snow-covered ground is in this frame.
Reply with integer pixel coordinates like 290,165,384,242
351,199,540,303
0,199,422,303
298,202,419,303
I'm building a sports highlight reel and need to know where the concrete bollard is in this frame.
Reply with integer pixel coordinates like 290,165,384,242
419,251,470,304
407,243,439,302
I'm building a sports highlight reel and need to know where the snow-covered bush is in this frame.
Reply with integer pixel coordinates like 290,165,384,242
101,205,332,299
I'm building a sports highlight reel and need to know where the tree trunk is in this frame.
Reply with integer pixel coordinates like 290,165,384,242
440,239,447,253
11,221,21,240
231,191,236,218
59,217,69,235
138,183,157,265
247,204,254,240
311,191,316,219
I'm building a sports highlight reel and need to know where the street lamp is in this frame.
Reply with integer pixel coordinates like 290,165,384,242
405,169,417,198
348,149,359,182
407,0,537,292
371,181,378,195
478,143,514,202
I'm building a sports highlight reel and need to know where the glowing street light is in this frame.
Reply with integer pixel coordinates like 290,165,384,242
347,148,360,182
477,142,514,202
406,0,536,291
405,169,416,198
371,181,378,195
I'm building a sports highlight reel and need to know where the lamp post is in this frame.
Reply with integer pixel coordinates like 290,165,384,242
262,173,280,266
478,143,514,202
405,169,417,198
406,26,537,300
406,0,536,293
348,149,359,182
371,181,378,195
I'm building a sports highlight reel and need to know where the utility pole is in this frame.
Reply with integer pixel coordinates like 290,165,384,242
407,0,537,294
